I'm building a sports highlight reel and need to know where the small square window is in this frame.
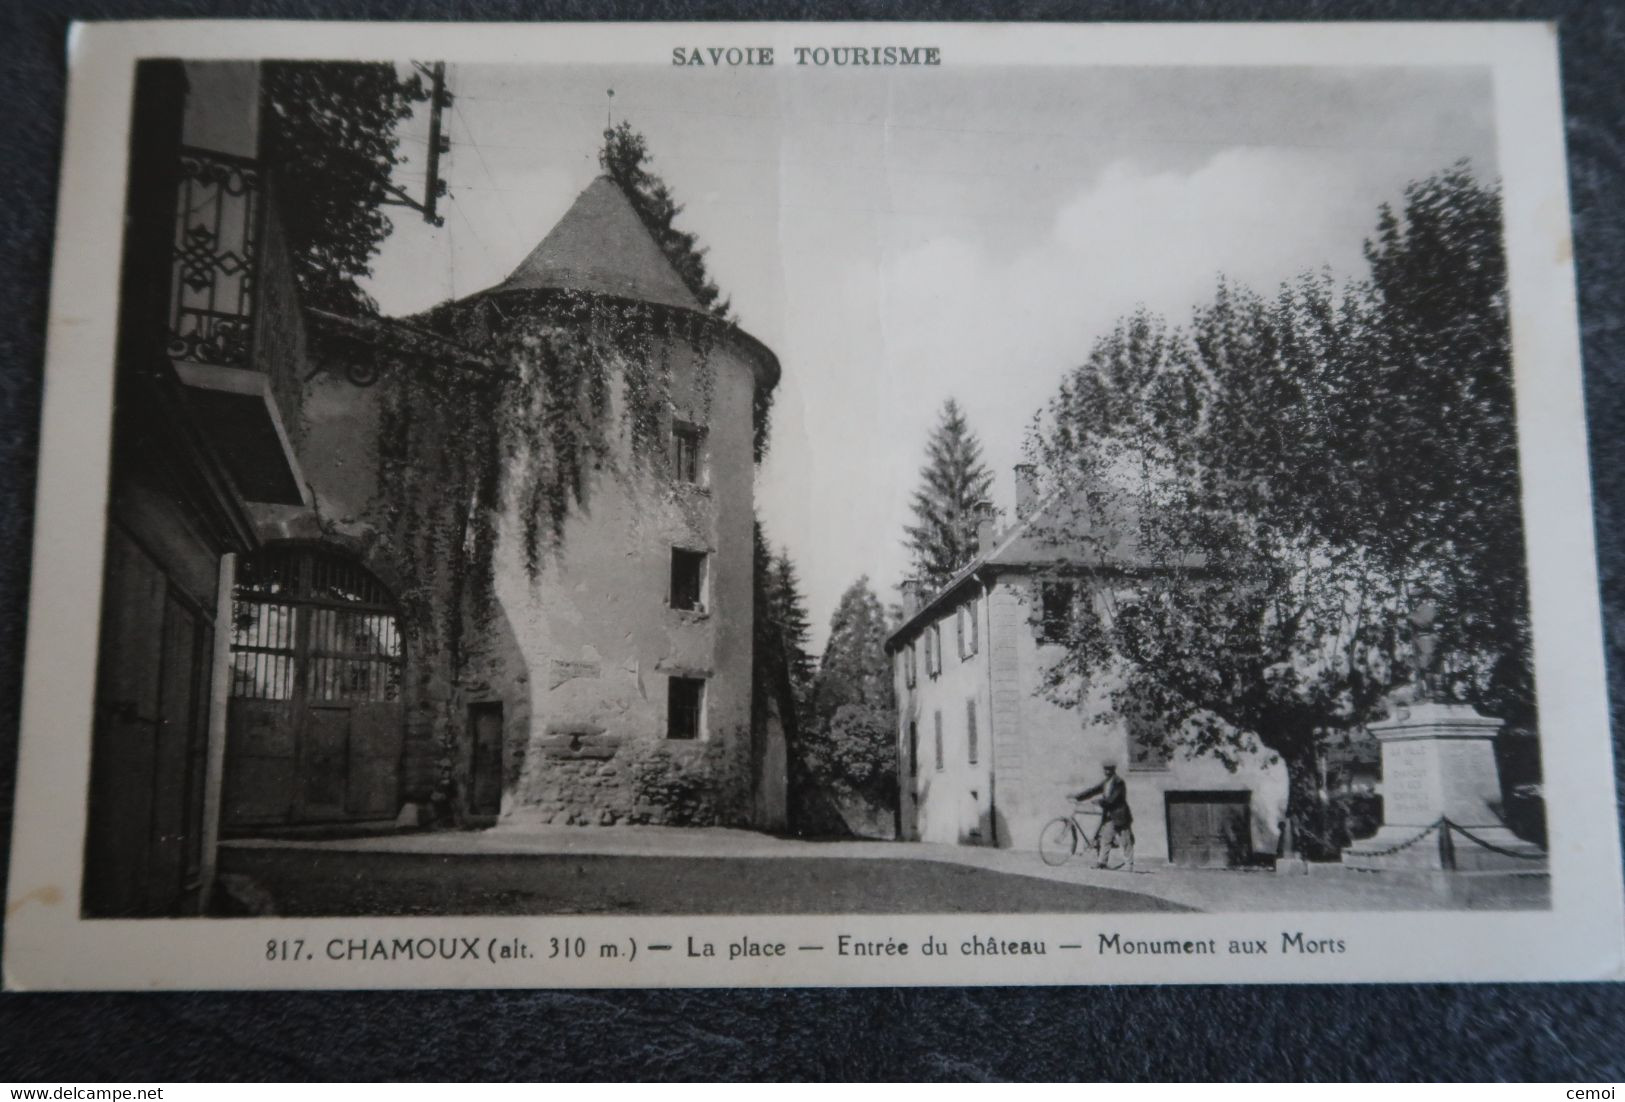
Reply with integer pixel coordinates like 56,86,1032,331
673,421,706,485
670,548,708,612
667,676,706,740
1039,581,1075,644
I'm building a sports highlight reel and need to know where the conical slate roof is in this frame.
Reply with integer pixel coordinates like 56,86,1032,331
493,176,704,312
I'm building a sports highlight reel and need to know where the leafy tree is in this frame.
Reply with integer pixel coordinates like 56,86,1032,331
1338,165,1529,725
600,122,731,319
1025,165,1529,847
904,398,996,592
806,577,897,806
262,62,431,314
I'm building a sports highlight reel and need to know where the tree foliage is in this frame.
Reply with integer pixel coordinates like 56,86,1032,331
600,122,732,320
599,122,777,462
762,545,816,710
1025,164,1530,841
904,398,997,592
262,62,430,314
805,577,898,804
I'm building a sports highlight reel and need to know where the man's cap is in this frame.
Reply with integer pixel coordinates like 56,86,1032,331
1102,761,1119,771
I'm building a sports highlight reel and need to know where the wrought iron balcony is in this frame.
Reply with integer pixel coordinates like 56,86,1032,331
169,146,261,367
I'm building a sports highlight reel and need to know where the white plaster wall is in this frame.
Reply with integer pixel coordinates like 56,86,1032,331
896,588,996,846
490,334,759,816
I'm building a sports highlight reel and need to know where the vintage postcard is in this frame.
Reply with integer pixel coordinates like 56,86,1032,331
5,19,1621,990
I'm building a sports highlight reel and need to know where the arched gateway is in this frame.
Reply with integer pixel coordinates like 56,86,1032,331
222,545,406,829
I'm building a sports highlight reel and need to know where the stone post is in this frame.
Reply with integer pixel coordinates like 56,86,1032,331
1342,701,1545,871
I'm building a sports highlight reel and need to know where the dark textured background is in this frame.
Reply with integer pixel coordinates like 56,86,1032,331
2,0,1623,1081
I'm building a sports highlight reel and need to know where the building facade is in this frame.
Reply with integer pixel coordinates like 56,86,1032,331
886,471,1287,865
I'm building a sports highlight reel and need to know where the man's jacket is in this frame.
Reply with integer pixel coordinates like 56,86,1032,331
1077,775,1133,828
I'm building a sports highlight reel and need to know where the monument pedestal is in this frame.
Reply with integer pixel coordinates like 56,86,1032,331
1342,701,1546,873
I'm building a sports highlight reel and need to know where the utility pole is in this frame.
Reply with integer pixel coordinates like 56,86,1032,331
382,61,450,226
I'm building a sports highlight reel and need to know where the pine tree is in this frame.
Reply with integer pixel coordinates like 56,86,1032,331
903,398,996,592
813,578,890,724
767,549,816,708
599,122,731,319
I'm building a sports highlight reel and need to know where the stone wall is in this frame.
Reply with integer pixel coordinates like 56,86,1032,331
472,306,762,830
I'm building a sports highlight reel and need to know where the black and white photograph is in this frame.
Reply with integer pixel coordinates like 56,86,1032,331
4,20,1620,990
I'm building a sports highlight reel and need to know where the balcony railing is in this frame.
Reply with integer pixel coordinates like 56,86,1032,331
163,144,307,506
169,145,261,367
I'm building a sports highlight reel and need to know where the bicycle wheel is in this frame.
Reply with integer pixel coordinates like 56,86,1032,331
1038,817,1078,866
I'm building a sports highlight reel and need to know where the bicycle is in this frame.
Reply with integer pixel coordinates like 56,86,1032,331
1038,799,1128,868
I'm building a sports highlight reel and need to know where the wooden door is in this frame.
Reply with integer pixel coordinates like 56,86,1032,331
223,547,404,828
348,702,403,817
145,590,211,910
1165,791,1253,867
300,707,351,819
84,526,212,916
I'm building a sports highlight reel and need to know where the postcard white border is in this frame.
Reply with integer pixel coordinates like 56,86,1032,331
5,19,1621,990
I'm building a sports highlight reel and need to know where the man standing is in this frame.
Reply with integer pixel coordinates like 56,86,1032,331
1076,762,1135,871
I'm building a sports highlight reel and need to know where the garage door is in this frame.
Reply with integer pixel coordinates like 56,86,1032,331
1165,790,1253,867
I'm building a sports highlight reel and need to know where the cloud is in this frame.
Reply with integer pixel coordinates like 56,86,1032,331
759,147,1393,644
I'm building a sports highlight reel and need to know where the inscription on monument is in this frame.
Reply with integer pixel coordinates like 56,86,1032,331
1382,740,1435,824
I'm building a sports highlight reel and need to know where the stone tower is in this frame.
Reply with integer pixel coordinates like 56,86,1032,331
444,176,786,830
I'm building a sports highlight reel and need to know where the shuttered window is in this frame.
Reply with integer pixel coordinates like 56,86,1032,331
957,597,979,659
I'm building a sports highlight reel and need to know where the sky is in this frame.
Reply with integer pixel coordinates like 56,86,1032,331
362,63,1497,652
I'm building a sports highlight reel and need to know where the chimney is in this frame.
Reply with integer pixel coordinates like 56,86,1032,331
900,578,923,617
974,501,996,555
1014,464,1039,520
